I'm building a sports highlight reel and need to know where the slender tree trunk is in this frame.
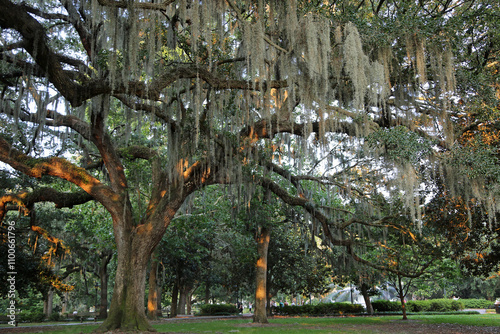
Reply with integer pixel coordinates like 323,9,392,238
398,274,408,320
157,285,162,317
204,279,210,304
171,279,179,318
360,284,373,315
147,250,159,320
253,226,270,324
99,251,112,319
62,291,69,314
178,282,188,315
266,293,272,316
186,286,195,315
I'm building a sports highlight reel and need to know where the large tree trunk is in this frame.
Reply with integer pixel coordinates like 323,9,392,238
253,226,270,324
97,229,156,332
43,288,54,318
147,251,159,320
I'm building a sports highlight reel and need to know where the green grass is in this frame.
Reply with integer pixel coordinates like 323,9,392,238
0,314,498,333
408,313,500,326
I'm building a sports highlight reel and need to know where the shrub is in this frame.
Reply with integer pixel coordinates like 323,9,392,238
198,303,239,316
372,300,400,312
274,302,364,316
19,311,45,323
375,299,464,313
460,299,494,309
49,313,61,321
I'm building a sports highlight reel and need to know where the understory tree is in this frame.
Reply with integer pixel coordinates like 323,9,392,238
1,0,499,331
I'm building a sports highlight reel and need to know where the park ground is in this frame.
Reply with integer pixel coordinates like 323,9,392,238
0,313,499,334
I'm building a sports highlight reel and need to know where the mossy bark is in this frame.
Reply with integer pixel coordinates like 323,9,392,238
96,227,156,332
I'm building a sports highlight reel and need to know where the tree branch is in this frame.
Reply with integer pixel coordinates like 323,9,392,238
0,0,81,105
0,136,114,205
0,188,93,222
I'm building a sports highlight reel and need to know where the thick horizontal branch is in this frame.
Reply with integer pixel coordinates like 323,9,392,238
146,64,288,101
0,136,114,202
0,104,92,142
0,188,93,222
118,145,158,160
97,0,176,11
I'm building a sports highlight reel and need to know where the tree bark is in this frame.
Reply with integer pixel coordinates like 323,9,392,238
204,279,210,305
147,251,160,320
178,282,188,315
398,274,408,320
97,250,112,319
171,279,179,318
186,286,195,315
43,288,54,318
360,283,373,315
156,281,163,317
253,226,270,324
97,227,156,332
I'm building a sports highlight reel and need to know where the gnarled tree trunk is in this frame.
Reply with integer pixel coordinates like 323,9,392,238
98,229,155,332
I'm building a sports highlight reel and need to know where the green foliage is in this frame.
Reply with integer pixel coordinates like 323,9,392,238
460,299,495,309
273,302,364,316
198,303,239,316
19,310,46,323
372,299,464,313
405,299,464,312
367,126,433,165
371,300,401,312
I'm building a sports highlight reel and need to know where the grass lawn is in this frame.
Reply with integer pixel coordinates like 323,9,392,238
0,314,498,333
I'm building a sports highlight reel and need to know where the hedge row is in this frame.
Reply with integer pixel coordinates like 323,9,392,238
273,302,365,316
198,303,239,315
372,299,464,312
459,299,495,309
